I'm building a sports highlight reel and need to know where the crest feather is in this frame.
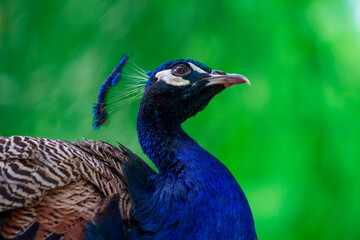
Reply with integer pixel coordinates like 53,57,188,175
93,54,147,129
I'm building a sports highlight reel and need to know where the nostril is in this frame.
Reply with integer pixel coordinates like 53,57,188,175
212,70,227,75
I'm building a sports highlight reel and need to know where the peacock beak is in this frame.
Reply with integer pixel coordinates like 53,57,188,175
205,70,250,88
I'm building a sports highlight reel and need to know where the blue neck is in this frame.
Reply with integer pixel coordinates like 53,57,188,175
137,103,219,173
135,102,256,239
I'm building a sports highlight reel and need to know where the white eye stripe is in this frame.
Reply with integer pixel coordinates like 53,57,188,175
188,62,207,74
155,69,190,86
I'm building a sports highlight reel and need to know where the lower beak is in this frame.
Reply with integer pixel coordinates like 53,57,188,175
205,70,250,88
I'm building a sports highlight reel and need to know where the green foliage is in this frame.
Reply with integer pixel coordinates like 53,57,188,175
1,0,359,239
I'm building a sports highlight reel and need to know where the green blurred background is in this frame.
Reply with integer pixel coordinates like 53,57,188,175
1,0,360,239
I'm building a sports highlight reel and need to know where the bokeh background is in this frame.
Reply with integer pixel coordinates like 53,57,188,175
1,0,360,239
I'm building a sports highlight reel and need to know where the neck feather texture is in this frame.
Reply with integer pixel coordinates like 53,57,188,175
135,101,256,239
137,102,217,172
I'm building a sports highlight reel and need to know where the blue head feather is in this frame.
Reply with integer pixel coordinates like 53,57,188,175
93,57,211,128
93,54,130,129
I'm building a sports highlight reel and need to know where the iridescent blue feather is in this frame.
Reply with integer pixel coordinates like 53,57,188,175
93,54,130,129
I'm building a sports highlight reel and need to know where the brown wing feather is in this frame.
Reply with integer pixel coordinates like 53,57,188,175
0,136,135,239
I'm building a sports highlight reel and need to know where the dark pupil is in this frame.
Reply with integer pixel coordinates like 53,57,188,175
175,66,187,75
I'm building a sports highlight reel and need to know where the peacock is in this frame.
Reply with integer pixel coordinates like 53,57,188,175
0,55,257,239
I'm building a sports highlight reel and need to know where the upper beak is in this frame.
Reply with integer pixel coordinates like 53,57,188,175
205,70,250,88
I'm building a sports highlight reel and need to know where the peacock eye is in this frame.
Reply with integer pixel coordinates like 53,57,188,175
172,64,190,76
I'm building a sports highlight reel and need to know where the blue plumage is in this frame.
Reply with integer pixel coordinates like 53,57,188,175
90,56,256,239
93,54,129,129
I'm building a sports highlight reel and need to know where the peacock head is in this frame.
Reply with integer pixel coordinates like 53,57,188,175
93,56,250,129
141,59,250,126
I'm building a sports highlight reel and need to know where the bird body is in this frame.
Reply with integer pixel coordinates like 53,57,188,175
131,99,255,239
0,57,257,239
130,128,255,239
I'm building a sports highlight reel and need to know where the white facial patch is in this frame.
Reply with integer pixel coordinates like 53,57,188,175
155,69,190,86
155,63,208,86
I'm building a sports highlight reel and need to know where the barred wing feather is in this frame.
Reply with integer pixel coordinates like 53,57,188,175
0,136,139,239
